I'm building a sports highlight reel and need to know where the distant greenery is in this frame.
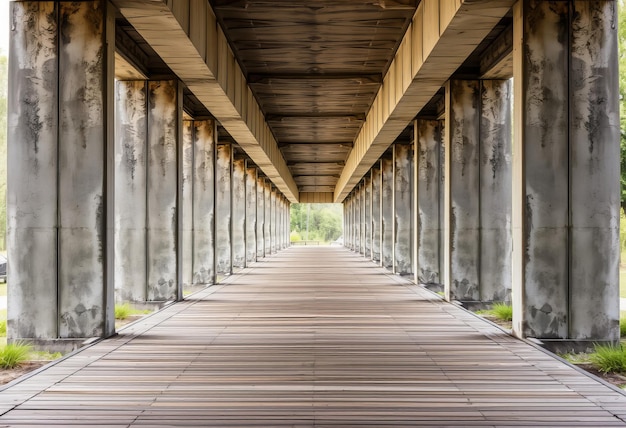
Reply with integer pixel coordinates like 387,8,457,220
290,203,343,243
621,313,626,337
115,303,151,320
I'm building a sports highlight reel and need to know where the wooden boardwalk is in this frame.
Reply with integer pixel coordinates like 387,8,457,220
0,246,625,427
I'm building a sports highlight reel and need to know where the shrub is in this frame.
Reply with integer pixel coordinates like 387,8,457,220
590,344,626,374
0,320,6,337
491,303,513,322
0,342,32,369
115,303,132,320
621,315,626,337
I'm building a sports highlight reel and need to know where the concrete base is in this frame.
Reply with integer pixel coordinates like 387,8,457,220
528,338,619,355
9,337,105,354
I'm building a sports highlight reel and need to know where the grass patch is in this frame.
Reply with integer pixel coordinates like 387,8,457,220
622,313,626,338
0,320,6,337
115,303,151,320
30,350,63,361
590,344,626,374
491,303,513,322
0,342,32,369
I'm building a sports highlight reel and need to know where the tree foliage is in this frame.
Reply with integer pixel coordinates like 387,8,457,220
290,203,343,243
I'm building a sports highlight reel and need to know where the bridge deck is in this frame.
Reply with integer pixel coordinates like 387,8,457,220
0,246,625,427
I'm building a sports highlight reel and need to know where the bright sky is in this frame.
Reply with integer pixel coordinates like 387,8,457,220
0,0,8,56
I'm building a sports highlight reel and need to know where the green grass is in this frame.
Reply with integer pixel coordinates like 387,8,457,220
590,344,626,374
491,303,513,322
0,342,32,369
115,303,152,320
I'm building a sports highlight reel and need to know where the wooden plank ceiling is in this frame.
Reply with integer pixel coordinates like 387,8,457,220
210,0,419,194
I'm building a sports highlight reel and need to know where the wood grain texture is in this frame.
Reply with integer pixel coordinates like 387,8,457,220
0,246,625,426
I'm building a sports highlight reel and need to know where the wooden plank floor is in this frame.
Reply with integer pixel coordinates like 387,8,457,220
0,246,625,427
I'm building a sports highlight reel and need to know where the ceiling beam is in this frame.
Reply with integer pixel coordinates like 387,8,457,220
266,113,366,122
248,73,383,85
112,0,299,203
334,0,515,202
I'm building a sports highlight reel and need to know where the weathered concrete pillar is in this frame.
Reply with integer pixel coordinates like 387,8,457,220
364,176,372,258
354,185,361,253
8,1,115,344
344,196,352,249
192,120,216,285
480,80,512,303
371,163,382,263
394,144,414,276
216,143,232,275
147,80,182,301
256,176,265,258
264,180,271,254
181,120,194,289
512,1,619,345
270,188,277,253
232,158,246,269
444,80,481,302
245,164,257,265
415,119,444,285
115,80,148,303
381,157,394,270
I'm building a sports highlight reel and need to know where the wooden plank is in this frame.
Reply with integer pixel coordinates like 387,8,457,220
0,247,624,426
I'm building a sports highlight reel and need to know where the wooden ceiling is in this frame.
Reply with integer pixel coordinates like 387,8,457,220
209,0,419,193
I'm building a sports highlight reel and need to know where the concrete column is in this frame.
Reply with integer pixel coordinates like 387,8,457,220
270,189,277,253
146,81,182,301
371,163,382,264
114,80,147,303
192,120,216,285
256,176,265,258
344,196,351,249
415,120,443,285
512,1,619,344
8,1,115,343
364,176,372,258
181,121,194,289
480,80,512,303
216,143,232,275
245,164,257,265
232,158,246,269
264,180,271,254
354,186,361,253
444,80,481,302
394,143,414,276
381,157,394,270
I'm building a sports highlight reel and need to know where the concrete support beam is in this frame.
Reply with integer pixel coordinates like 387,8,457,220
112,0,298,202
181,120,194,289
415,119,444,285
8,1,115,343
354,185,361,254
256,176,266,258
444,80,481,302
245,164,257,266
345,196,352,250
364,176,372,259
270,189,277,254
192,120,216,285
115,80,148,303
359,183,366,255
393,144,414,276
264,180,271,254
371,164,382,264
147,80,182,301
216,143,232,275
512,1,619,344
381,157,394,270
232,158,246,269
335,0,515,202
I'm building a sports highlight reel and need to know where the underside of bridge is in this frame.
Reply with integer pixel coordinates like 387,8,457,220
6,0,621,350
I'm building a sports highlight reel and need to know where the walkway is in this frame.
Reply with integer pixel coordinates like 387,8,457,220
0,247,625,427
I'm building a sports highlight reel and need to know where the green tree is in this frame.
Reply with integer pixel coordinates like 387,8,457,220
289,203,343,243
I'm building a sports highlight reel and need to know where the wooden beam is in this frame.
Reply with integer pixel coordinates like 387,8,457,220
334,0,515,202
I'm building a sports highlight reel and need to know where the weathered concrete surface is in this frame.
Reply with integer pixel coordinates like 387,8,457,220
371,165,382,263
415,120,443,285
146,81,179,301
445,80,480,302
394,144,413,276
270,189,277,254
381,157,394,270
480,80,512,303
345,196,352,250
181,120,194,287
8,1,60,340
513,2,570,339
264,181,271,254
216,144,232,275
245,166,257,265
352,187,359,253
256,177,265,258
192,120,216,284
114,80,147,302
364,176,372,258
232,158,246,269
